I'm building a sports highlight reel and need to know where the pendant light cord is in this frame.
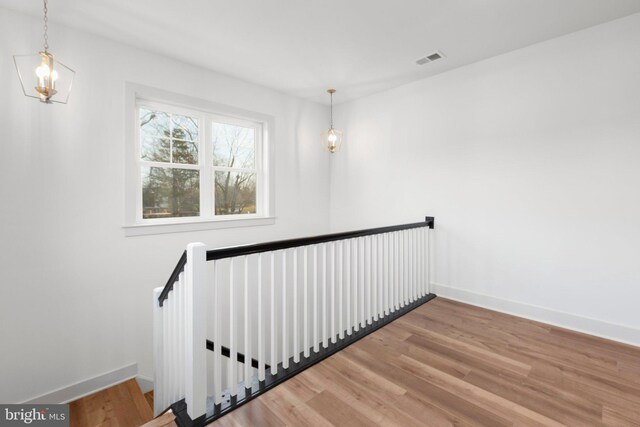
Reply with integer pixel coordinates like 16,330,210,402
43,0,49,52
330,91,334,129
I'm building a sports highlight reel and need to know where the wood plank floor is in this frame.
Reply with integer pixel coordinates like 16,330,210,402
69,379,154,427
212,297,640,427
71,298,640,426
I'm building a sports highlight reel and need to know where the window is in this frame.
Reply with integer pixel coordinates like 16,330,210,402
139,107,201,219
125,85,274,236
212,120,260,216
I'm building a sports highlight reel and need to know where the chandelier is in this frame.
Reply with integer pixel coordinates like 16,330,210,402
320,89,343,153
13,0,75,104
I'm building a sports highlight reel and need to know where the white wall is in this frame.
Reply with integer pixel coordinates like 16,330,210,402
331,13,640,345
2,5,639,406
0,7,330,403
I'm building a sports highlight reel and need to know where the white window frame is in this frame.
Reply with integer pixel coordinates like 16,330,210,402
124,83,275,236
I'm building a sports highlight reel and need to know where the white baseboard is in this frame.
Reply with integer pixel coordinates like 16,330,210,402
431,282,640,347
21,363,139,404
136,375,154,394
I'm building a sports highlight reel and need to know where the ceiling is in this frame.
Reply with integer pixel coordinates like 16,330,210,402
2,0,640,104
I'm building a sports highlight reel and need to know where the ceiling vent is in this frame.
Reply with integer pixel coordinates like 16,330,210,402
416,51,446,65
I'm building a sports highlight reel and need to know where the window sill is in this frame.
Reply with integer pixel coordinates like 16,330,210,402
123,216,276,237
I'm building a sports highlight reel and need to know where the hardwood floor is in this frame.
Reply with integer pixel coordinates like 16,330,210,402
69,298,640,426
212,298,640,427
69,379,155,427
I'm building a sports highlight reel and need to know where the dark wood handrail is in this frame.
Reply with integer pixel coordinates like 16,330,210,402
206,217,434,261
158,250,187,307
158,217,434,306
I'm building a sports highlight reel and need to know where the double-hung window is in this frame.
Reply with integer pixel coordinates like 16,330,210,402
211,117,262,217
125,86,274,235
139,105,202,220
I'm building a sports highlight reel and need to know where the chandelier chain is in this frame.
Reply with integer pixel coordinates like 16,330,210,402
43,0,49,52
330,91,333,129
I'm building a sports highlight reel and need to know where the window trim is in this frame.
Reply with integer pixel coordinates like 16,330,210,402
124,83,275,236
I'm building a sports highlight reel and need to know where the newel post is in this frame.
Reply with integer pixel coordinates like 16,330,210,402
425,216,434,294
185,242,207,422
152,287,164,416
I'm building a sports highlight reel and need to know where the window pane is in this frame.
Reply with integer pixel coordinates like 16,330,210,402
212,123,255,168
172,139,199,165
140,108,170,138
172,114,199,141
141,136,170,162
214,171,256,215
142,167,200,219
140,108,200,164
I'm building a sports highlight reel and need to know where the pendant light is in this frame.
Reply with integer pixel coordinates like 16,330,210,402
320,89,343,154
13,0,75,104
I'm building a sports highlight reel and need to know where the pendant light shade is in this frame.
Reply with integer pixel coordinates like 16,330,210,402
13,0,75,104
320,89,343,154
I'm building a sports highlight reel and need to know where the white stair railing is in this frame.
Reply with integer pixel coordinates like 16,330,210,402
153,217,434,426
153,242,207,421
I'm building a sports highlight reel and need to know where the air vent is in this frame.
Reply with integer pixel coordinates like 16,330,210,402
416,50,446,65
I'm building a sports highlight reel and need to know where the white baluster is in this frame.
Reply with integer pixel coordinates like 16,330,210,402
411,229,416,301
213,262,222,404
409,228,418,302
293,249,299,363
243,256,251,389
390,232,396,310
258,254,265,381
153,287,164,415
414,228,419,300
413,228,421,301
354,238,358,328
413,228,422,300
229,258,237,397
177,278,183,400
270,252,277,375
372,235,377,322
404,230,409,306
368,236,374,322
177,276,184,399
363,236,371,326
387,233,398,314
322,243,329,348
408,230,413,303
426,226,431,295
164,291,172,403
408,230,412,303
330,242,336,343
410,230,415,302
353,238,358,332
377,235,383,320
282,250,288,369
407,230,412,303
390,232,402,304
423,227,428,297
304,246,309,357
381,234,387,317
338,241,344,339
322,244,328,348
346,240,352,335
387,232,392,311
360,237,365,328
417,228,422,298
313,245,319,352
